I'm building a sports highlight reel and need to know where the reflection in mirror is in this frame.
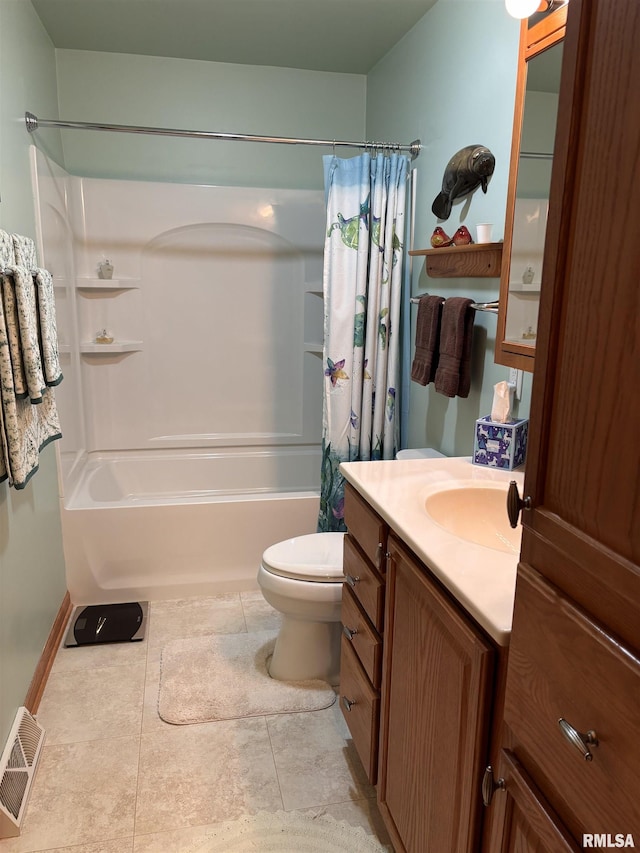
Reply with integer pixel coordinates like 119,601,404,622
504,41,563,346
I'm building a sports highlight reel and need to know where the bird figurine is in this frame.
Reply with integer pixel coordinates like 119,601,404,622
430,226,453,248
452,225,474,246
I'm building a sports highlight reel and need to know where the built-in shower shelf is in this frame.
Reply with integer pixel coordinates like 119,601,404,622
304,342,323,354
79,340,143,353
76,277,140,290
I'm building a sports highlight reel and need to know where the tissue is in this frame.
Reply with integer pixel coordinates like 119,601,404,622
491,381,514,424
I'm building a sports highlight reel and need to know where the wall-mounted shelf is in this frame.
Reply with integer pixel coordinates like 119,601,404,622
79,340,143,353
409,242,503,278
509,282,541,293
76,278,140,290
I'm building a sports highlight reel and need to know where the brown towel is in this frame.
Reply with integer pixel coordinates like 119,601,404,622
434,297,476,398
411,295,444,385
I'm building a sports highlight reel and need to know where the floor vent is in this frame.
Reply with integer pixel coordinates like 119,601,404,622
0,707,45,838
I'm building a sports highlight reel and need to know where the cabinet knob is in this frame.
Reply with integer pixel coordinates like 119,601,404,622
341,696,355,712
558,718,599,761
376,543,383,568
343,625,358,641
482,765,505,806
507,480,532,528
345,574,360,588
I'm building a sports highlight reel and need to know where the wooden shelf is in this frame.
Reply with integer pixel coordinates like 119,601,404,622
409,242,503,278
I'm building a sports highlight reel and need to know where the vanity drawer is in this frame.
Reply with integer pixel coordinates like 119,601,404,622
344,483,387,573
504,564,640,837
343,534,385,633
339,635,380,784
341,585,383,689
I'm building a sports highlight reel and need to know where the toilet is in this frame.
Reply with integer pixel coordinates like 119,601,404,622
257,532,345,685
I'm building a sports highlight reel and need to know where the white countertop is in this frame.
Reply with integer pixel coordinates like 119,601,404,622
340,456,525,646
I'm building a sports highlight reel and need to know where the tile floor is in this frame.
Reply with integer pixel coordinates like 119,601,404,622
0,592,392,852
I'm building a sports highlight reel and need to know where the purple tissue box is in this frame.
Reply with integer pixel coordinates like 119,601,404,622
473,416,528,470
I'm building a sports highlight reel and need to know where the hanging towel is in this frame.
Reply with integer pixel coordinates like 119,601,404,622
0,230,62,488
411,294,444,386
11,235,62,387
5,264,47,402
35,268,62,387
434,297,476,398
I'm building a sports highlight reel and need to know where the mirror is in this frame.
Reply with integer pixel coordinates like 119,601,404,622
495,7,567,371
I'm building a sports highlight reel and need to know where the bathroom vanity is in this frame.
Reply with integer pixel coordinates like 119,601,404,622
340,2,640,850
339,458,522,853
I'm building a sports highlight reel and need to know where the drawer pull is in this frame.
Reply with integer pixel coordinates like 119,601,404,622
482,765,505,806
507,480,532,528
345,574,360,588
343,625,358,641
342,696,356,712
558,718,599,761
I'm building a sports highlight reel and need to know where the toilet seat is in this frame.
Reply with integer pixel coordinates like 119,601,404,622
261,532,344,583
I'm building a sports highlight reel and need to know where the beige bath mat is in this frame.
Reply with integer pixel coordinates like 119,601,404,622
158,630,336,724
185,810,390,852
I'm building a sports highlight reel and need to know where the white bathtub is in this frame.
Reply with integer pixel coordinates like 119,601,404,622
61,449,321,604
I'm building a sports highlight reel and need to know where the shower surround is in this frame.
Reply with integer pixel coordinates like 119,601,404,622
31,148,324,603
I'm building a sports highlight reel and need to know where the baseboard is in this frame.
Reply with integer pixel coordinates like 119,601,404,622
24,592,72,715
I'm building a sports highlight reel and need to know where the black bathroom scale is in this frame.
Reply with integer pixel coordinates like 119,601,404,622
64,602,148,647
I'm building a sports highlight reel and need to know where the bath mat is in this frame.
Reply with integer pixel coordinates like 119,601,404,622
185,810,390,852
158,631,336,724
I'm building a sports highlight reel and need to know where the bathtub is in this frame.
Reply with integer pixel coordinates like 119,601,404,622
61,448,321,604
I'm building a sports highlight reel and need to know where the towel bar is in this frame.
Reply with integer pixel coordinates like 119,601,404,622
410,296,499,314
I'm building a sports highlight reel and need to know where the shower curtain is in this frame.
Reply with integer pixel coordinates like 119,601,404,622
318,151,408,533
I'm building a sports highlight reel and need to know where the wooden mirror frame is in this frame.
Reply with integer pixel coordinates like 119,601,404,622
494,5,568,372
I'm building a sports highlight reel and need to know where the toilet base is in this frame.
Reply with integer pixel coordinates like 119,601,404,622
268,616,342,686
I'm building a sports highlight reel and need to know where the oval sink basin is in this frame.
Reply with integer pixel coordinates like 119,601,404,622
424,483,522,555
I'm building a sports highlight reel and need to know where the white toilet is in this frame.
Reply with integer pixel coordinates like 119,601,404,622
257,532,345,685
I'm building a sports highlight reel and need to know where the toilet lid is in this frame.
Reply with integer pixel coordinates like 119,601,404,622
262,532,345,582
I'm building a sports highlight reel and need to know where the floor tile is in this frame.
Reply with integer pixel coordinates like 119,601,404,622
301,799,392,848
146,596,247,660
51,637,148,675
266,704,375,810
36,663,145,745
0,738,139,853
32,840,134,853
134,717,283,835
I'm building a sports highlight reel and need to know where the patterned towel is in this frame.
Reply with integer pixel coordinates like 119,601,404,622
0,230,62,488
12,234,62,388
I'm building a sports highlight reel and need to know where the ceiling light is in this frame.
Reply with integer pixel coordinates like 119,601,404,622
505,0,567,19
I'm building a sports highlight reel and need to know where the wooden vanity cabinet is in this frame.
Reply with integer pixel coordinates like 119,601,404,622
339,483,387,784
483,1,640,848
377,534,495,853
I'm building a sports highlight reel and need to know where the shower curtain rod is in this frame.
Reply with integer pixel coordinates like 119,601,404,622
25,112,422,159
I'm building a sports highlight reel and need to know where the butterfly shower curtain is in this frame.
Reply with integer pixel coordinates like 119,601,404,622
318,152,409,533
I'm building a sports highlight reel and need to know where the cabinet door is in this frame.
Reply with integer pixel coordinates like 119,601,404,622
521,0,640,647
378,535,494,853
487,750,580,853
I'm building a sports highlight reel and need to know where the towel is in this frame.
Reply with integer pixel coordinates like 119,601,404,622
35,269,63,387
11,234,62,387
434,297,476,398
0,230,62,488
4,264,46,402
411,295,444,386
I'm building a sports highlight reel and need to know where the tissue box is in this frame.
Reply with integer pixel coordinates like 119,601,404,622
473,416,528,470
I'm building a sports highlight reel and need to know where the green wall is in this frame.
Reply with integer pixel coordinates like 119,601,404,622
367,0,532,456
53,49,367,188
0,0,67,749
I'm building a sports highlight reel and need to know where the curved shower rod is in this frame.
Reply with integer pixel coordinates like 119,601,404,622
25,112,422,160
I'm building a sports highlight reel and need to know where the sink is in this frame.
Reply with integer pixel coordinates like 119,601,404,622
424,483,522,555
